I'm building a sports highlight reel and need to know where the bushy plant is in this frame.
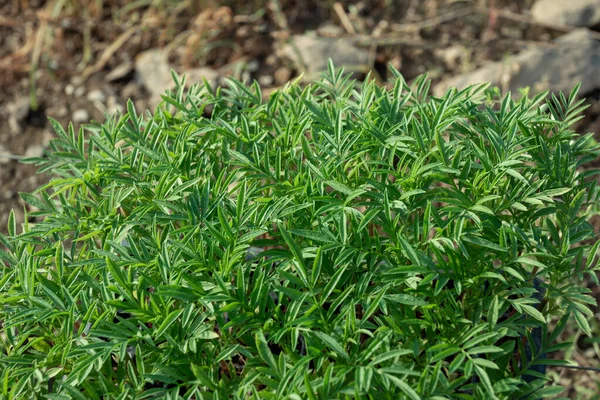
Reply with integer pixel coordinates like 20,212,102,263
1,62,599,399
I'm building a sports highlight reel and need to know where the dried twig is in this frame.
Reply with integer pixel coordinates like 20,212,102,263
388,5,475,32
491,8,573,34
333,2,356,35
405,0,419,21
268,0,288,31
352,35,431,48
554,365,600,373
0,26,36,70
81,26,139,79
77,7,92,70
481,0,497,42
0,15,20,27
354,3,600,49
480,7,600,39
0,153,27,161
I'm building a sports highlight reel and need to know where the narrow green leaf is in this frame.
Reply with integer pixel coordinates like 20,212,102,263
278,223,309,285
574,310,592,336
321,264,348,306
474,364,496,398
384,373,421,400
256,331,281,378
155,309,184,338
313,331,350,361
384,294,428,307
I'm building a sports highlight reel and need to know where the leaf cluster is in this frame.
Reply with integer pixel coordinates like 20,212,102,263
1,62,599,399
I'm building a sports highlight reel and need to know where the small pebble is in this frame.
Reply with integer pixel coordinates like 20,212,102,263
25,145,45,158
317,24,344,37
56,106,68,117
0,145,12,164
105,61,133,82
241,71,251,84
258,75,274,86
74,87,85,97
274,67,292,85
87,89,106,103
71,76,84,86
107,103,124,115
7,97,30,122
72,109,90,124
247,60,259,72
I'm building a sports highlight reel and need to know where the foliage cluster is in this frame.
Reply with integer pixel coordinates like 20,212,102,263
1,63,599,399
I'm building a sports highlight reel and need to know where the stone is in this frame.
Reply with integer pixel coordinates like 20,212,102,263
87,89,106,103
281,34,369,79
71,76,84,86
434,45,465,70
107,99,124,115
25,144,45,158
531,0,600,28
53,105,68,117
74,86,85,97
434,29,600,97
72,109,90,124
258,75,274,86
246,60,259,72
121,82,139,100
317,24,345,37
105,60,134,82
183,67,221,86
6,97,30,134
7,97,29,122
0,145,12,164
2,190,15,200
134,51,220,108
135,49,173,108
274,67,292,85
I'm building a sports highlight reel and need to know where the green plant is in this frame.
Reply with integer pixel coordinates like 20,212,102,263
1,62,599,399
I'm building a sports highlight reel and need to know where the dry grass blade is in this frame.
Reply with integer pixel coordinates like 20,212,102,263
333,2,356,35
81,26,139,79
388,5,475,33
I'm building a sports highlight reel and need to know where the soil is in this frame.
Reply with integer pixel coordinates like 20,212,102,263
0,0,599,397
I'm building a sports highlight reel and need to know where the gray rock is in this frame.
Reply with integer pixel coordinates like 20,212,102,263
54,105,68,118
317,24,345,38
135,49,173,109
72,109,90,124
531,0,600,28
105,61,134,82
0,145,12,164
25,144,45,158
434,45,465,70
74,86,86,97
107,96,124,115
258,75,274,87
246,60,260,72
6,98,30,134
281,34,369,78
87,89,106,103
71,76,84,86
7,97,29,122
434,29,600,97
184,67,221,86
136,49,223,108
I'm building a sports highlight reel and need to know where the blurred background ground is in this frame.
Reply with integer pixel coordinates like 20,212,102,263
0,0,599,397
